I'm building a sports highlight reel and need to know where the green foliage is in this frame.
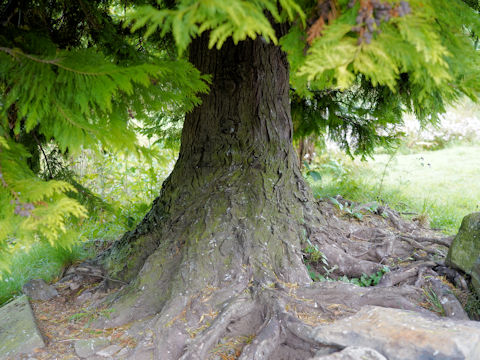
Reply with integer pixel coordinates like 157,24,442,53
286,0,480,97
73,145,176,224
0,46,208,153
303,243,327,265
328,196,364,220
284,0,480,157
0,141,175,305
303,238,339,281
422,286,446,316
0,139,87,272
291,82,405,158
339,266,390,287
303,235,390,285
128,0,305,53
0,1,208,268
303,161,322,182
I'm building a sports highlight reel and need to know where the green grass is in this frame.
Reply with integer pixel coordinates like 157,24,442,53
0,201,148,306
0,243,88,306
311,144,480,234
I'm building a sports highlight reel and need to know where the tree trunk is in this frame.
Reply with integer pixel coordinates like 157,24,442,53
97,34,434,360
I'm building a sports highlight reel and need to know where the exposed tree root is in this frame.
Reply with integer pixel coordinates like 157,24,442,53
180,296,256,360
84,198,471,359
406,234,454,248
133,281,435,359
426,277,469,320
238,316,282,359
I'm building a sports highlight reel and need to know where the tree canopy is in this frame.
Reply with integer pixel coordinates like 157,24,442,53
1,0,479,271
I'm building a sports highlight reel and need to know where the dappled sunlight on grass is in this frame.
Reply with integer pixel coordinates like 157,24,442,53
312,144,480,234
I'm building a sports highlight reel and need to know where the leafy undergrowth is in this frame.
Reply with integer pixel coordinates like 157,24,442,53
0,206,146,307
309,143,480,235
0,144,176,307
303,239,390,286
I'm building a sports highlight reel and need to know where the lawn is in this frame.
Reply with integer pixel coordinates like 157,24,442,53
312,144,480,234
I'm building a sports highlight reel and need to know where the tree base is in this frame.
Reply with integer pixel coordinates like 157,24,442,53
91,198,462,359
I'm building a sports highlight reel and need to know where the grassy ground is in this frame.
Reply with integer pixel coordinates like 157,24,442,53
0,212,139,306
0,243,88,306
312,144,480,234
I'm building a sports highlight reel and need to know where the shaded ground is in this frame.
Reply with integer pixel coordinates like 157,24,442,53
17,283,136,359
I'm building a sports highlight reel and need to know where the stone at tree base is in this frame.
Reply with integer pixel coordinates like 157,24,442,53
446,212,480,276
0,295,45,359
312,346,387,360
311,306,480,360
22,279,58,301
95,344,123,357
74,337,110,358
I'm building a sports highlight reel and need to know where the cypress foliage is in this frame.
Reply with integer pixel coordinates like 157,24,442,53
0,0,209,271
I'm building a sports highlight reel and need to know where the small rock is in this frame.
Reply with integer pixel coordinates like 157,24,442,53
76,291,93,304
96,344,122,357
22,279,58,301
0,296,45,359
446,212,480,296
313,346,387,360
70,281,81,291
74,338,110,358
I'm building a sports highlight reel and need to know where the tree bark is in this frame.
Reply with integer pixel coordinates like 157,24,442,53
103,33,321,285
97,34,433,360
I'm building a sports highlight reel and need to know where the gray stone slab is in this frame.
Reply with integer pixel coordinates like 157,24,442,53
312,346,387,360
0,295,45,359
312,306,480,360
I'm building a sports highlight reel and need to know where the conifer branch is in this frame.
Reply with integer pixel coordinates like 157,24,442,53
0,47,60,65
0,47,132,76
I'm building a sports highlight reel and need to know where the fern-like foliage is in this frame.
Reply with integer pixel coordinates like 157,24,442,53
282,0,480,154
292,78,405,158
0,45,208,153
0,2,209,272
128,0,305,53
0,139,87,272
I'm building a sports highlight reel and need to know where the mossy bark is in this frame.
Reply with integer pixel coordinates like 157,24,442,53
102,33,323,321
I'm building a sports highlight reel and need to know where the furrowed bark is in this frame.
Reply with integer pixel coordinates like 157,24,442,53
99,33,323,330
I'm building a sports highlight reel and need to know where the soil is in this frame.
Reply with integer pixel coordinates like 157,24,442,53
19,282,136,359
